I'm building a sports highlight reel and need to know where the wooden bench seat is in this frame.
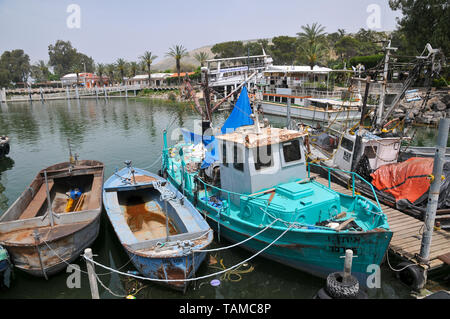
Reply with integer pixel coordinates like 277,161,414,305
20,181,54,220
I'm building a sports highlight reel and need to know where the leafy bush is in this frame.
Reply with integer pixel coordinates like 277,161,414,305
349,54,384,69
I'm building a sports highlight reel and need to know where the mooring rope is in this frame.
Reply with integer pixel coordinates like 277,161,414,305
82,224,294,283
40,237,135,276
192,218,280,253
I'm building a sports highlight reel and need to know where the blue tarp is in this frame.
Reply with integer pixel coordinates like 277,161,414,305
181,129,219,169
181,86,253,169
221,86,254,134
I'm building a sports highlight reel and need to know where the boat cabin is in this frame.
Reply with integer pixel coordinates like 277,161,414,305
333,130,402,172
217,126,308,205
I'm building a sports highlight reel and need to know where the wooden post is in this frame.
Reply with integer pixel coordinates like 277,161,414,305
343,249,353,284
84,248,100,299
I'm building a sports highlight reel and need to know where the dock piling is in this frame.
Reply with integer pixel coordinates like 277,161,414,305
84,248,100,299
418,118,450,266
343,249,353,284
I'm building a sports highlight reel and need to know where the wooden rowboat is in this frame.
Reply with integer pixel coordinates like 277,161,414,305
103,162,213,292
0,160,104,278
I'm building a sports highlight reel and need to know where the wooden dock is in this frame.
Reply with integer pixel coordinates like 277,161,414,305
313,174,450,271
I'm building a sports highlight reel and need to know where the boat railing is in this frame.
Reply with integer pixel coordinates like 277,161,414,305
307,162,382,211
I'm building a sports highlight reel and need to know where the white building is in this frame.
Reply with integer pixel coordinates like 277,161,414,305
127,73,173,87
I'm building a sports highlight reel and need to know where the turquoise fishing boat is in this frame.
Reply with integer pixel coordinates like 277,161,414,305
160,85,393,284
103,161,213,292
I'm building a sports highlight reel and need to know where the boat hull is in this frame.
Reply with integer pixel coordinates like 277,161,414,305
3,213,101,277
204,213,391,285
261,101,361,123
123,247,208,292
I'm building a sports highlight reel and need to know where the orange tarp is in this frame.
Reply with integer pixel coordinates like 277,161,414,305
371,157,433,204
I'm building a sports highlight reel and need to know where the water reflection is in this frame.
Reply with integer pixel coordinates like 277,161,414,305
0,157,15,211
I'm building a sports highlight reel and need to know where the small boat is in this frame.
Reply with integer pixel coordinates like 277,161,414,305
103,161,213,292
0,159,104,278
0,136,10,158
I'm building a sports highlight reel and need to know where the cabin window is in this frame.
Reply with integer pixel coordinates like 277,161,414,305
364,146,377,159
253,145,273,170
282,139,302,163
233,143,244,172
341,137,354,152
222,143,228,167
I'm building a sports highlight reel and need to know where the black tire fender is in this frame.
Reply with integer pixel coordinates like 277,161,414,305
326,272,359,299
396,262,425,291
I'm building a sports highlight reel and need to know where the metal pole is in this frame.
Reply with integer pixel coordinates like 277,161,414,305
286,96,291,130
84,248,100,299
33,230,48,280
418,118,450,264
44,170,54,227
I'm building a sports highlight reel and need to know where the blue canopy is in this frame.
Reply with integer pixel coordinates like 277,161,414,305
221,86,254,134
180,86,253,169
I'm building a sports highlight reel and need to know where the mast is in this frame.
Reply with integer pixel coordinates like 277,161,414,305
375,40,397,129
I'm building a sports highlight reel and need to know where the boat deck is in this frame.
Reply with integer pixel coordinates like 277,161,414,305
313,174,450,271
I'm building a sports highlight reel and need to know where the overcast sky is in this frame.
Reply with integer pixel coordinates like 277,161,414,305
0,0,402,64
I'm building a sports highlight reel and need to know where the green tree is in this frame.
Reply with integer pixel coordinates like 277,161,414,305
297,23,327,68
71,64,82,86
129,61,138,78
31,60,51,83
269,36,298,65
166,45,189,85
193,51,210,67
211,41,245,58
116,58,127,84
96,63,105,86
389,0,450,56
106,64,115,85
48,40,94,77
0,49,31,87
140,51,158,86
335,36,361,62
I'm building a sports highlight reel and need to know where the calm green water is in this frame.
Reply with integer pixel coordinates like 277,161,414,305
0,98,439,299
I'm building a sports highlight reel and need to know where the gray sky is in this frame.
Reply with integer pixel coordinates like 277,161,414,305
0,0,402,64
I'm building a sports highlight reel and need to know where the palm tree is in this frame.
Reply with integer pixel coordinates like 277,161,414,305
140,51,158,87
297,23,327,69
166,45,189,85
96,63,105,86
299,42,326,70
193,51,210,67
116,58,127,85
129,62,138,78
71,64,82,87
106,64,115,85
